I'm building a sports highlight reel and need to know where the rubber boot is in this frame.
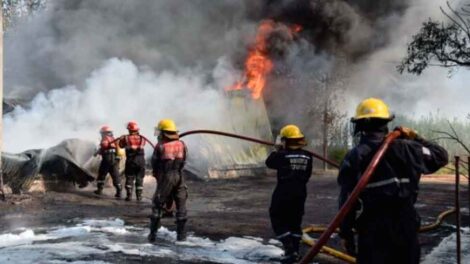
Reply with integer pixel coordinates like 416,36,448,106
125,187,132,201
94,183,104,195
280,236,296,264
147,216,161,243
291,236,301,262
136,190,143,202
176,219,187,241
114,185,122,199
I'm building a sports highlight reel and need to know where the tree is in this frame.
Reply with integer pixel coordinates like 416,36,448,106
297,67,347,170
3,0,46,29
433,121,470,156
398,2,470,75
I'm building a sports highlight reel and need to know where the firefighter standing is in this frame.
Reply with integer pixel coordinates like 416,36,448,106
94,125,122,198
118,121,147,201
266,125,313,264
338,98,448,264
148,119,188,242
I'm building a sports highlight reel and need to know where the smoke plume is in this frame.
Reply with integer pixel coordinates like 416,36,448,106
4,0,469,159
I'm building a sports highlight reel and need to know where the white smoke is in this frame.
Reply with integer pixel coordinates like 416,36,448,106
346,0,470,119
4,58,234,152
4,0,470,159
3,0,276,178
4,0,257,99
4,0,263,156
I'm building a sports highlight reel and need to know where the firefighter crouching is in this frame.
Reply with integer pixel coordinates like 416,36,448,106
94,125,122,198
338,98,448,264
266,125,313,264
148,119,188,242
118,121,147,201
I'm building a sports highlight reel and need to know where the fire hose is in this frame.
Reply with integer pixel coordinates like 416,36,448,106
178,130,458,263
109,135,156,149
301,208,457,263
299,131,401,263
179,130,340,168
302,228,356,263
303,207,457,235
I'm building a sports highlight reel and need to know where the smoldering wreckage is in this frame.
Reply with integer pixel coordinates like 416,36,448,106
1,0,470,264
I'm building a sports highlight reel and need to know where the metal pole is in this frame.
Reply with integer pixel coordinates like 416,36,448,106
467,156,470,227
322,101,328,171
455,156,461,264
0,7,5,201
322,76,329,171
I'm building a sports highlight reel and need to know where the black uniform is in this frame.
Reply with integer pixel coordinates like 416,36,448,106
338,132,448,264
149,139,188,241
266,148,313,256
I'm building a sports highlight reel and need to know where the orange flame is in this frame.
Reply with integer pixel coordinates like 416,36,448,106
226,20,275,100
227,20,302,99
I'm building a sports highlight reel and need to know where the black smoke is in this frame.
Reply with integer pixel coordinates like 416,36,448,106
262,0,410,58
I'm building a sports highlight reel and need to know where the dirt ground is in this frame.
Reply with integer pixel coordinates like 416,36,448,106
0,171,468,263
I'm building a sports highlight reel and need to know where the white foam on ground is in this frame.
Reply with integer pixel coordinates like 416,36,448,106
422,227,470,264
81,218,125,228
49,262,110,264
0,241,106,263
0,218,283,263
50,226,92,237
0,229,50,247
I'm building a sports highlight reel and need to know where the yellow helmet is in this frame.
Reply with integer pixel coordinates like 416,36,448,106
352,98,393,121
280,125,304,139
156,119,178,132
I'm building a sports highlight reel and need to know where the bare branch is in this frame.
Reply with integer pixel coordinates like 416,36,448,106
441,3,470,39
431,136,454,141
433,122,470,155
447,1,470,30
432,130,454,138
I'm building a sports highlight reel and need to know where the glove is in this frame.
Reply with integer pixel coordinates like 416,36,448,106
274,144,284,151
395,126,418,140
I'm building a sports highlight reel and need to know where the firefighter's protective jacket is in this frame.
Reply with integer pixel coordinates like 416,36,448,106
266,148,313,196
337,131,448,263
266,148,313,240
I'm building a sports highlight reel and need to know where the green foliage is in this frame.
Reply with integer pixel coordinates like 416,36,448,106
391,113,470,156
435,165,455,175
3,0,46,29
327,112,470,158
328,146,348,164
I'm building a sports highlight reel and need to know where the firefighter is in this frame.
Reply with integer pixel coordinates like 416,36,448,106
118,121,147,201
266,125,313,264
94,125,122,198
338,98,448,264
148,119,188,242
